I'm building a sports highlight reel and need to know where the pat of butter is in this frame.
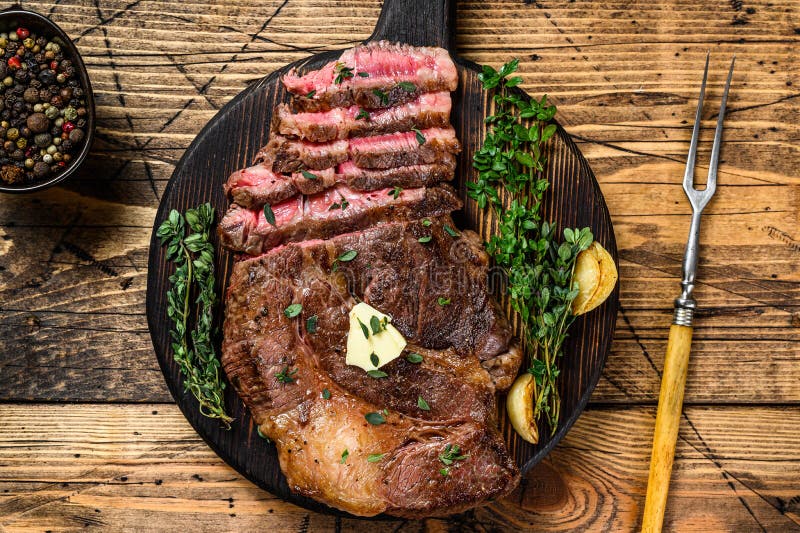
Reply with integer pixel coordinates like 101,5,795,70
346,302,407,371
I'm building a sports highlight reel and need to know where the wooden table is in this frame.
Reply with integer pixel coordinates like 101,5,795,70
0,0,797,530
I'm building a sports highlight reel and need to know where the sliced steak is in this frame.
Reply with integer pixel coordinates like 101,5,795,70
222,218,522,517
257,127,460,173
257,136,348,173
283,40,458,112
273,92,452,142
218,184,463,255
224,165,337,208
225,156,455,209
339,157,454,194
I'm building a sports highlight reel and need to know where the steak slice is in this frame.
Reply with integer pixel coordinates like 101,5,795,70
283,41,458,112
218,184,463,255
273,92,452,142
224,165,336,208
225,156,455,209
339,158,454,194
258,127,460,173
222,218,522,517
257,136,348,173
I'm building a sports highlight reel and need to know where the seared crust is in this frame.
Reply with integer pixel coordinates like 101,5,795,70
222,218,522,517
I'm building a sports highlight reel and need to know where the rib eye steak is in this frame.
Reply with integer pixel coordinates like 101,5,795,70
222,217,522,517
217,41,523,517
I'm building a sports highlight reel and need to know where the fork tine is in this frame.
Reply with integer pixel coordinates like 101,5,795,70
705,55,735,195
683,53,710,194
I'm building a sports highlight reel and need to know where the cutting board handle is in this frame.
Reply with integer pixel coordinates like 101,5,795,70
368,0,455,50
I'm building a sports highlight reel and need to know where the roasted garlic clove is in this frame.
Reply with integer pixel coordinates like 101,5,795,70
571,241,618,316
506,372,539,444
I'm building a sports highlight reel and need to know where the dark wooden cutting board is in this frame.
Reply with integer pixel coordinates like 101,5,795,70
146,0,618,518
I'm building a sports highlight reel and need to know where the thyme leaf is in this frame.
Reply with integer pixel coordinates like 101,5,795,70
365,412,386,425
372,88,389,105
334,63,354,84
397,81,416,92
406,352,423,364
275,365,298,384
417,396,430,411
263,203,276,226
284,303,302,318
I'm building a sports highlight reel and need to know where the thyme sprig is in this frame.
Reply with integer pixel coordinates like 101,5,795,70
472,60,592,434
157,204,233,429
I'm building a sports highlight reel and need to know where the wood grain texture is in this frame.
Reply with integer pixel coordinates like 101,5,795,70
1,403,798,532
0,0,797,530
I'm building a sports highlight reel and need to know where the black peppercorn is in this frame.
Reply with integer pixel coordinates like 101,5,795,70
22,87,38,102
26,112,48,133
37,69,55,85
65,128,86,143
32,160,49,178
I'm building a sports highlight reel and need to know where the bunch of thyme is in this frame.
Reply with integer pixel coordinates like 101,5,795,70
157,203,233,429
470,60,593,434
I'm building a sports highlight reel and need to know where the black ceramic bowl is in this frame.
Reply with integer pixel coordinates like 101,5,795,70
0,5,95,193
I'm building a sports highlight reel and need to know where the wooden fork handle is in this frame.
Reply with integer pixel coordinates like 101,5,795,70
641,324,694,533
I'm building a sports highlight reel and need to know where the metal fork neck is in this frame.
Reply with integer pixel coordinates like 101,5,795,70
673,209,702,326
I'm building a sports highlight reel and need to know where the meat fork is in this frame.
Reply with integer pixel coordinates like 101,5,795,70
641,54,735,533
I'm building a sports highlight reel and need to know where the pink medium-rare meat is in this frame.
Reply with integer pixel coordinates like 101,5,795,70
348,127,460,169
224,165,337,208
282,41,458,111
337,158,455,195
225,156,456,209
273,92,452,143
221,217,522,516
218,184,463,255
257,127,461,173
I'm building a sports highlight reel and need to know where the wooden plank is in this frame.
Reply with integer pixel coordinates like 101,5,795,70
0,0,796,529
0,403,797,531
0,0,797,405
